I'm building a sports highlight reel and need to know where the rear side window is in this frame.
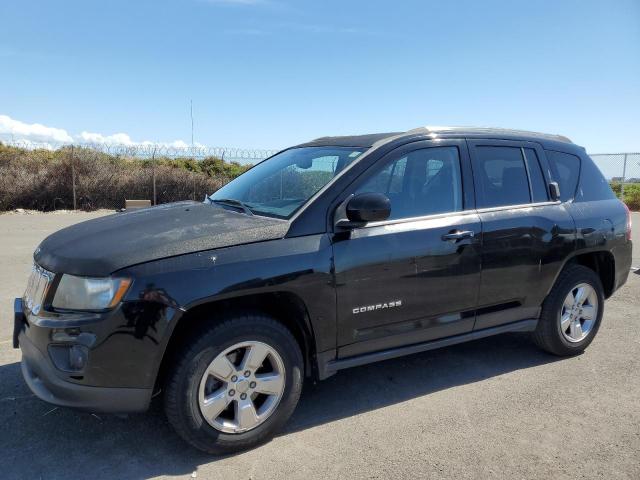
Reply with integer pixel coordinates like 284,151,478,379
473,146,531,208
576,156,616,201
547,151,580,202
523,148,548,203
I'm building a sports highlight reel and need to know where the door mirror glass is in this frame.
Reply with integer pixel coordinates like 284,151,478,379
346,193,391,223
549,181,561,201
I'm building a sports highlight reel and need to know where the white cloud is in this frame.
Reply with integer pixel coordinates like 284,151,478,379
77,131,136,145
0,114,73,143
0,114,198,149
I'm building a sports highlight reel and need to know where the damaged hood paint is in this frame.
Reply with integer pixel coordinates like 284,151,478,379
35,201,290,276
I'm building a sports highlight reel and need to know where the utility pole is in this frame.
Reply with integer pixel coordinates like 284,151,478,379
190,100,196,200
190,99,195,151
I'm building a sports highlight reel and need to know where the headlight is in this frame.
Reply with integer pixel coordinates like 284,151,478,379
52,275,132,311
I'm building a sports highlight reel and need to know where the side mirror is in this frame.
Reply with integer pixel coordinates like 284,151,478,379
346,192,391,223
549,182,561,201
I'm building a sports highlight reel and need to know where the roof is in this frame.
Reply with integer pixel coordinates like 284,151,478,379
408,126,573,144
295,126,574,149
295,132,402,148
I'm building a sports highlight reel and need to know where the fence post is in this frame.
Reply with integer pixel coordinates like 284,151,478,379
152,147,157,206
192,146,196,201
620,153,628,201
71,145,77,211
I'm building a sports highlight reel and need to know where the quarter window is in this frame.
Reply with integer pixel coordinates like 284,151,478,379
577,157,616,201
547,151,581,202
473,146,531,208
356,146,463,220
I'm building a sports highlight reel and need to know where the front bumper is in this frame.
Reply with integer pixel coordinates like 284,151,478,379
14,298,152,413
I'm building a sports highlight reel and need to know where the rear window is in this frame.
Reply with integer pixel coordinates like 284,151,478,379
547,151,580,202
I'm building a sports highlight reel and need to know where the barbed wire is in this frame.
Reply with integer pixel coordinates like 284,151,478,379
0,136,279,163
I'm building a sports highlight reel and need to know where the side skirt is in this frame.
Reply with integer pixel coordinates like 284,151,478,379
317,319,538,380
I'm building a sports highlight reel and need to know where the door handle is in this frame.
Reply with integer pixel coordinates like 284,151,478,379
441,230,475,241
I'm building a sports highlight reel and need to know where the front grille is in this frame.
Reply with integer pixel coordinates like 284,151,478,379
23,264,54,315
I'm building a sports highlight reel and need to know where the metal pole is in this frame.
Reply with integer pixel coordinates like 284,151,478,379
71,145,77,211
152,147,157,205
190,100,194,150
190,100,196,200
620,153,628,200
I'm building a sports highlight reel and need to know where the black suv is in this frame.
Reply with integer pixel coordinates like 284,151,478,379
14,127,632,453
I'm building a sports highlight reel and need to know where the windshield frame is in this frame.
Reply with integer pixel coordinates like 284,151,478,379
208,146,370,220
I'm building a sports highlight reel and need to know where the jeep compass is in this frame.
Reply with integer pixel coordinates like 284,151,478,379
14,126,633,453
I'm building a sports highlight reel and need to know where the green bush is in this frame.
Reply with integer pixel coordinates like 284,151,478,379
610,182,640,211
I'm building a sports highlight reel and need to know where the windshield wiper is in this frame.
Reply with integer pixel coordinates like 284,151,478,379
210,198,254,216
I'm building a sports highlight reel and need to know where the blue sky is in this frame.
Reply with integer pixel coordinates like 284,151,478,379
0,0,639,152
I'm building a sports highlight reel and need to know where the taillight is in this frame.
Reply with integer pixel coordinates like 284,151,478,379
623,202,632,241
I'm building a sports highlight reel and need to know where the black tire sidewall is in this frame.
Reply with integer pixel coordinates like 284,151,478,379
549,267,605,352
167,316,303,453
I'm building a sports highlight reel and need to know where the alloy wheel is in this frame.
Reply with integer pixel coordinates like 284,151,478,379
198,341,286,433
559,283,598,343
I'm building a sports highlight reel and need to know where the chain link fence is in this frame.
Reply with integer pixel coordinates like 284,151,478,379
0,139,277,211
590,153,640,209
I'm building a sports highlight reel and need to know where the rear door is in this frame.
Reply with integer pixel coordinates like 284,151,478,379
333,140,482,357
468,140,575,330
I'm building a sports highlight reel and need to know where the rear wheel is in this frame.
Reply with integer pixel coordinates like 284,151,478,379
533,264,605,356
164,314,303,454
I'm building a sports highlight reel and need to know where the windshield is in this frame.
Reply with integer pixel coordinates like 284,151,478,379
209,146,366,218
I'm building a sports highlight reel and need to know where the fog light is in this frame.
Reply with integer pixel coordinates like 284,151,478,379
48,344,89,372
69,345,88,370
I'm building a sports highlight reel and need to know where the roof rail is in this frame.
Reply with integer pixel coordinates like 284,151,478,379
406,125,573,144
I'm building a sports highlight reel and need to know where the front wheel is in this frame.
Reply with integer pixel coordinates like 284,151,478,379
164,314,303,454
533,264,605,356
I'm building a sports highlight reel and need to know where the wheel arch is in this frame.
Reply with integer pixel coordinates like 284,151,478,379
154,291,318,393
554,250,616,298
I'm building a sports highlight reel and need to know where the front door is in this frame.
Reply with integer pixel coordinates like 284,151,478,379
333,140,482,358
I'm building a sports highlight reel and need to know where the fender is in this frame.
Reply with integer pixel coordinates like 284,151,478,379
118,234,336,386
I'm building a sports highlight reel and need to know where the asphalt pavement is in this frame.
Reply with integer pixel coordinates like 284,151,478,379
0,211,638,480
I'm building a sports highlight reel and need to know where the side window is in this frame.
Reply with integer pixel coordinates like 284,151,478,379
473,146,531,208
576,156,616,201
356,146,463,220
361,156,407,196
547,151,580,202
388,158,407,193
523,148,549,203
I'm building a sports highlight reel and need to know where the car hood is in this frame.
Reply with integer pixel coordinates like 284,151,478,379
35,201,290,276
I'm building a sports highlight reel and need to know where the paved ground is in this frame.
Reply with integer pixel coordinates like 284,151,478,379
0,211,638,480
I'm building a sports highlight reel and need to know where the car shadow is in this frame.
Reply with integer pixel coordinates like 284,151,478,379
0,332,559,480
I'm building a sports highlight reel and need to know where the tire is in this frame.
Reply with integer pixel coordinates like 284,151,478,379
533,264,605,356
164,313,303,454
